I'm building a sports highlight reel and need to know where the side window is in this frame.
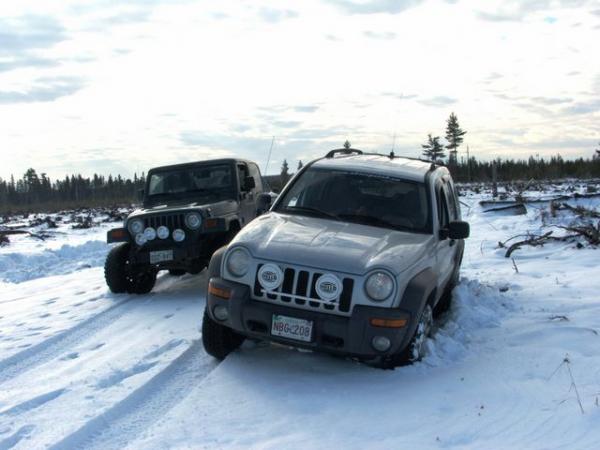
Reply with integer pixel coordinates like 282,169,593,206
436,183,449,228
248,163,263,192
237,164,249,191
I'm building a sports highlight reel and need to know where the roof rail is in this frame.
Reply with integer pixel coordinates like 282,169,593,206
323,148,446,171
325,148,364,158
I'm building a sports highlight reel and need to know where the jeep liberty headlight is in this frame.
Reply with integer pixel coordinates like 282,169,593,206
365,271,394,302
226,248,251,277
128,219,144,235
185,212,202,230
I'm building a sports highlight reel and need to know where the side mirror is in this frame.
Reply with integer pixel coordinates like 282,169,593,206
448,221,470,240
257,193,272,212
243,176,256,191
137,188,145,201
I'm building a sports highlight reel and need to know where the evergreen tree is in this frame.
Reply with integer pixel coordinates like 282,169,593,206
422,134,445,162
297,160,303,171
445,112,467,165
594,142,600,160
280,159,290,185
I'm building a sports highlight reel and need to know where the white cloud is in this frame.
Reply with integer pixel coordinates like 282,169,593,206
0,0,598,179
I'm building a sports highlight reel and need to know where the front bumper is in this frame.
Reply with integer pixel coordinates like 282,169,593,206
206,277,413,359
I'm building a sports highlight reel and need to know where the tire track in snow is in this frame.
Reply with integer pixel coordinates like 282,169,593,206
48,340,217,450
0,299,133,385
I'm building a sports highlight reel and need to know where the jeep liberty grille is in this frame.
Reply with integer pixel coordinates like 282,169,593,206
253,264,354,315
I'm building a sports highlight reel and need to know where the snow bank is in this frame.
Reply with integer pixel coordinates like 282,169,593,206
0,240,109,283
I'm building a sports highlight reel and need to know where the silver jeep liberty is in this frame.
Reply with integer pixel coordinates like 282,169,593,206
201,148,469,368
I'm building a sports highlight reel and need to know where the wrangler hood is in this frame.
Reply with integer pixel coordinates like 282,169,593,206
232,213,434,276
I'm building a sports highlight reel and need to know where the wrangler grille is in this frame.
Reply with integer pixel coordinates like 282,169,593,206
143,213,185,230
253,264,354,315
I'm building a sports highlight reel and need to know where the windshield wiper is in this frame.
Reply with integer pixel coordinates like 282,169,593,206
281,206,340,220
336,213,412,231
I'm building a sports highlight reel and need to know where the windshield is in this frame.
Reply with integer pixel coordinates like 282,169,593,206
147,164,234,200
274,167,431,233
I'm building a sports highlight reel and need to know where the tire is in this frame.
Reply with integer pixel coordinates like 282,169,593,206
104,243,131,293
378,304,433,369
128,269,157,294
104,243,157,294
168,269,186,276
201,309,245,360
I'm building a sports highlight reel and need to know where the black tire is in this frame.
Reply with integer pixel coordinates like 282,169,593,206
201,309,245,360
128,269,157,294
377,304,433,369
104,243,131,293
104,243,157,294
168,269,186,276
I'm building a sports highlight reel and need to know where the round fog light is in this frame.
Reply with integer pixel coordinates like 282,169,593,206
172,228,185,242
157,225,169,239
372,336,391,352
135,233,147,246
213,305,229,321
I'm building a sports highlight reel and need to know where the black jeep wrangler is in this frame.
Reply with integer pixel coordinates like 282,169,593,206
104,158,269,294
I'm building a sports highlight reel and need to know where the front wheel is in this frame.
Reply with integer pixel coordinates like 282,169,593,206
104,243,131,293
104,243,157,294
201,309,245,360
377,304,433,369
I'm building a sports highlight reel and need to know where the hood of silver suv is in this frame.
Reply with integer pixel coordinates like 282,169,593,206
232,213,434,275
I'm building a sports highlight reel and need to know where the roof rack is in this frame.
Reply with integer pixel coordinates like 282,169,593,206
322,148,446,172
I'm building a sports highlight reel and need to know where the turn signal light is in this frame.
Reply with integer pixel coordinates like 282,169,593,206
205,218,218,228
110,229,126,239
209,283,231,300
369,318,408,328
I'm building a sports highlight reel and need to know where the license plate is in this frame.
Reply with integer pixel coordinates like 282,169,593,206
271,315,313,342
150,250,173,264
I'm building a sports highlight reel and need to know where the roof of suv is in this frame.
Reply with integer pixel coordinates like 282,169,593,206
312,154,440,182
147,158,254,174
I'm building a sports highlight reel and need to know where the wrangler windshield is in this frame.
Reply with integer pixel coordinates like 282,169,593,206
275,168,431,233
147,164,234,201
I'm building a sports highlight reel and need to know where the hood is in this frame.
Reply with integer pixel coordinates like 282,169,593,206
233,213,434,276
128,199,238,219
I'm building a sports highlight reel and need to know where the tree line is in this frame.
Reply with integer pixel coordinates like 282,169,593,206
2,140,599,214
0,169,146,214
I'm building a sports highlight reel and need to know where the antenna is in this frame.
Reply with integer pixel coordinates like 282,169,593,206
263,136,275,175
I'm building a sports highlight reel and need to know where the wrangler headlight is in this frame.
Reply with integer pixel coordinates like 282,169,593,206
185,212,202,230
365,271,394,302
128,219,144,235
226,248,251,277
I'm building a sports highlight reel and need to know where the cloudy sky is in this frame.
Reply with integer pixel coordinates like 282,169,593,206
1,0,599,179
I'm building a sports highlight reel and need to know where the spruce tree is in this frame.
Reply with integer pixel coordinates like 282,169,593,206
445,112,467,165
280,159,290,185
422,134,445,162
297,160,303,171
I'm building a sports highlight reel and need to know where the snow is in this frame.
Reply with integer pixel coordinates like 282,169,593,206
1,188,599,449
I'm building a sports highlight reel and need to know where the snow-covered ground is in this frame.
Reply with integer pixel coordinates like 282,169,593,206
1,189,599,449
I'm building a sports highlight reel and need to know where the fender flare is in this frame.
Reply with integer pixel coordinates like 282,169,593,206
397,267,437,349
208,246,227,279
